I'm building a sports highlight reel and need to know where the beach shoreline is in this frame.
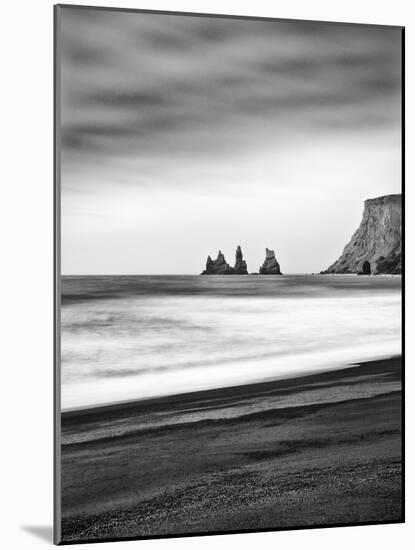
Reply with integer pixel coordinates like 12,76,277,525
62,352,399,418
61,356,402,542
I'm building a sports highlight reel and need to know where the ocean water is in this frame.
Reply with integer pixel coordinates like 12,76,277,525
60,275,401,411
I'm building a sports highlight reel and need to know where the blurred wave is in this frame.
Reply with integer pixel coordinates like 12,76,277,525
61,275,401,410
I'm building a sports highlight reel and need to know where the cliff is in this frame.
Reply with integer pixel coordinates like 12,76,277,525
259,248,282,275
201,246,248,275
322,194,402,275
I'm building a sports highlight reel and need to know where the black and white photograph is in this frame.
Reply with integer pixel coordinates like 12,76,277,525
55,5,403,544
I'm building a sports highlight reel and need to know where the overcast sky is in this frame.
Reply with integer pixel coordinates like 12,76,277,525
59,7,402,275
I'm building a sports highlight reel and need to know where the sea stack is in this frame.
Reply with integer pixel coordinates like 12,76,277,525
201,246,249,275
259,248,282,275
322,194,401,275
201,250,234,275
233,245,248,274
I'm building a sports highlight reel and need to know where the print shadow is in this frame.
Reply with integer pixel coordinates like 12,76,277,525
21,525,53,543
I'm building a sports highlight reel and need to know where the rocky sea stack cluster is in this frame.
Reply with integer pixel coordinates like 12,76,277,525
201,246,248,275
201,246,282,275
322,194,401,275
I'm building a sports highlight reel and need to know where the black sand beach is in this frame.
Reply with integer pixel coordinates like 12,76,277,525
60,356,402,542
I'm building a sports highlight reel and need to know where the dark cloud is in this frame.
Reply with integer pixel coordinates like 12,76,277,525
65,42,108,66
88,90,168,108
58,7,402,183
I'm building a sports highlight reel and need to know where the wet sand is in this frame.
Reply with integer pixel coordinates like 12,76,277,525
60,356,403,543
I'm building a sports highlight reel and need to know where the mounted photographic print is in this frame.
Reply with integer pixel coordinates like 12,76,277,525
54,4,404,545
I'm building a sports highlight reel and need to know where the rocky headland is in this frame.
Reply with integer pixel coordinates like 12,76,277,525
259,248,282,275
322,194,402,275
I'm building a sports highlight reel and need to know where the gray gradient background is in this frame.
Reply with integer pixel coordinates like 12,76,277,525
60,8,402,274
